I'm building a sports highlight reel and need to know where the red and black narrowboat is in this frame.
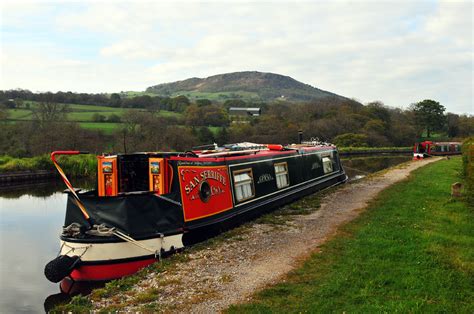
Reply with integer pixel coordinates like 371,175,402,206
413,141,462,159
45,141,347,284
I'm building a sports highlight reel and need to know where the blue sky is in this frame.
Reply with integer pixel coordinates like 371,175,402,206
0,0,472,114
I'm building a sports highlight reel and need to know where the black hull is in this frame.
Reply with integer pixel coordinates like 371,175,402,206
183,171,347,242
63,147,347,243
49,144,348,282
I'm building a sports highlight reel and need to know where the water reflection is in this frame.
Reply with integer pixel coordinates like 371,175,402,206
0,191,66,312
0,178,95,313
342,155,411,181
43,279,106,312
0,178,96,199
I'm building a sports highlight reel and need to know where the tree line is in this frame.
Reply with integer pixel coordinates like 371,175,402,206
0,89,193,113
0,93,472,157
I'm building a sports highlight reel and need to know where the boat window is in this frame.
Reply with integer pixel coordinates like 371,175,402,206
322,157,333,174
274,162,290,189
233,169,255,202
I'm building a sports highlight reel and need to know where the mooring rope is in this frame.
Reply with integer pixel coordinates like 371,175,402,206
112,229,160,257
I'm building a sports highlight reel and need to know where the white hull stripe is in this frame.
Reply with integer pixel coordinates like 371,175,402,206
60,234,184,262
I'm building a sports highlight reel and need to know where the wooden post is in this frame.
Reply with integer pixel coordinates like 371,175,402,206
451,182,463,197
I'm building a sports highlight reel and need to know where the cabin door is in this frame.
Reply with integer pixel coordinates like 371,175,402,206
149,158,168,194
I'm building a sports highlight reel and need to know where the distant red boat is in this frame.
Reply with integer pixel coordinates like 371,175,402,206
413,141,462,159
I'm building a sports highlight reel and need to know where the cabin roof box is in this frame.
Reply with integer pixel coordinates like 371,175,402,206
229,107,261,116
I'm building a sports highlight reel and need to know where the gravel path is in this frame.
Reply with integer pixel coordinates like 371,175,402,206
94,158,440,312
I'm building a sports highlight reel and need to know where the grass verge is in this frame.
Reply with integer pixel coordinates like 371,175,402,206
0,154,97,177
227,157,473,313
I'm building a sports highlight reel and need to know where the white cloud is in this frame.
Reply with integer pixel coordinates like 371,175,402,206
1,0,472,113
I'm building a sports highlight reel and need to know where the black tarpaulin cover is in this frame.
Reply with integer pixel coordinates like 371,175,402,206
64,192,184,238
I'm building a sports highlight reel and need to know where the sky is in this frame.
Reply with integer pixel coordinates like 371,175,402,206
0,0,472,114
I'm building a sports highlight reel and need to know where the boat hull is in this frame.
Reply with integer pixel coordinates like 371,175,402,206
48,145,348,283
59,233,183,281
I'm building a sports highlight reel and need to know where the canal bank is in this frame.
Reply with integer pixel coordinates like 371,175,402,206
55,157,445,312
229,156,472,313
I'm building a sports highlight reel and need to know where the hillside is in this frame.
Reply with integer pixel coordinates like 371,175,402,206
146,71,347,102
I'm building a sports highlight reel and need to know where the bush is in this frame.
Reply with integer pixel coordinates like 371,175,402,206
461,137,473,206
107,113,121,123
333,133,368,147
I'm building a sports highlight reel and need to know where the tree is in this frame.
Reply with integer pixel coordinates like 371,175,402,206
32,102,69,127
215,127,229,145
411,99,446,138
196,99,212,107
184,104,201,126
363,119,386,134
0,104,8,121
202,105,229,126
110,93,122,107
171,95,190,112
197,127,215,144
333,133,368,147
446,113,459,137
107,113,122,123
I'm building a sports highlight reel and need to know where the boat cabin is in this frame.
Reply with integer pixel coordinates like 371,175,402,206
413,141,462,159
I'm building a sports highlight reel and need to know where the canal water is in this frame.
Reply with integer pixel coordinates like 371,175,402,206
0,155,410,313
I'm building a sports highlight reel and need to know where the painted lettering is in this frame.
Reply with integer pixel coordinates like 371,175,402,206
257,173,274,184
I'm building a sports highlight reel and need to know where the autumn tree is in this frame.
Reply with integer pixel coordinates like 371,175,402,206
411,99,446,138
0,104,8,122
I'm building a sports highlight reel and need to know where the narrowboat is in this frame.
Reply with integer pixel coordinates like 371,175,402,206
44,141,347,284
413,141,462,159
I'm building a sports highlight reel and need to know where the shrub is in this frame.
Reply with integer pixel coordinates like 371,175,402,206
461,137,473,205
333,133,368,147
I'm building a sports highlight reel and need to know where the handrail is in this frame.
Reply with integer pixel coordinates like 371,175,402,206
50,151,93,227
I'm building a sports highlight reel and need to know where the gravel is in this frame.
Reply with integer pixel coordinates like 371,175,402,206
93,158,440,313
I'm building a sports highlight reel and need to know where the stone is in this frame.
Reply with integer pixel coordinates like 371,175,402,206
451,182,463,197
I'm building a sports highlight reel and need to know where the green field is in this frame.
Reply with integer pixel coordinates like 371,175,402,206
79,122,124,134
6,101,182,133
228,157,473,313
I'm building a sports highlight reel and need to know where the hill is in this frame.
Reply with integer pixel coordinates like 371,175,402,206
146,71,347,102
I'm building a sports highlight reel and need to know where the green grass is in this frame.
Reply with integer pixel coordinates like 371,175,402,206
6,108,34,120
228,157,473,313
0,154,97,177
6,101,182,133
209,126,222,135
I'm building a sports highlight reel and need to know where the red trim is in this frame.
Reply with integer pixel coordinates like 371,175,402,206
70,258,156,281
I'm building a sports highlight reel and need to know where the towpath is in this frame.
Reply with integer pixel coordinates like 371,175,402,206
94,157,441,312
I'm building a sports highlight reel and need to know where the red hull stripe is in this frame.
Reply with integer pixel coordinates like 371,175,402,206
70,258,156,281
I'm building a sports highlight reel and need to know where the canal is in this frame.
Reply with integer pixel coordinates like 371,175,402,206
0,155,411,312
